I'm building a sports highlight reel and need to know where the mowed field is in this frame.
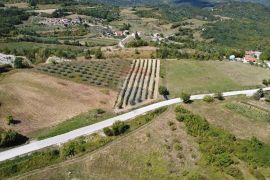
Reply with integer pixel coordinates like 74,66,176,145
162,60,270,96
0,71,117,136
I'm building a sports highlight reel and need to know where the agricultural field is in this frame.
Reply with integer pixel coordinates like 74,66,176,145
0,71,117,136
110,8,176,35
116,59,160,109
36,60,132,90
162,60,270,97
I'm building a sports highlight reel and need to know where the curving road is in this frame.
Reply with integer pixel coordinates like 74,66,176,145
0,87,269,162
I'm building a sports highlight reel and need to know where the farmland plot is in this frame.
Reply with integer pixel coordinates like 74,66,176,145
116,59,160,109
36,60,132,90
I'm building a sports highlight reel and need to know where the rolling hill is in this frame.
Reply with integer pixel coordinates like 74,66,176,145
85,0,270,7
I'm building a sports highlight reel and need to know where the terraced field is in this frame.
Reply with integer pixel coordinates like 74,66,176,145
116,59,160,109
36,60,132,90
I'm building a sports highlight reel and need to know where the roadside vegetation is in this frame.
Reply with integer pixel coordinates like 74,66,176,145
175,105,270,178
0,107,167,179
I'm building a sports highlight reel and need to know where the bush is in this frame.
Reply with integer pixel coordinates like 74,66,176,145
253,89,264,100
180,92,191,103
175,105,190,113
225,166,244,179
5,115,14,125
176,113,190,122
215,92,225,100
112,121,130,136
94,48,103,59
103,127,114,136
103,121,130,136
262,79,269,86
0,130,28,148
96,108,105,114
158,86,169,96
203,95,214,103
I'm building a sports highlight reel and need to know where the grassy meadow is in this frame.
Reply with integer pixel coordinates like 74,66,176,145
162,60,270,96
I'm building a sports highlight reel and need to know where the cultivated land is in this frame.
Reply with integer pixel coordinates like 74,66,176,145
0,71,117,136
36,60,132,90
116,59,160,109
162,60,270,97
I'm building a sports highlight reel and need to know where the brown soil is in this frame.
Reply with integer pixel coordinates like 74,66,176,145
0,70,117,135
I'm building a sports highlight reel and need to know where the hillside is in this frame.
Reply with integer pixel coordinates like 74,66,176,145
84,0,270,7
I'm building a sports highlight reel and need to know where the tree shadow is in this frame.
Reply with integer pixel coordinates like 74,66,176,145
12,119,21,125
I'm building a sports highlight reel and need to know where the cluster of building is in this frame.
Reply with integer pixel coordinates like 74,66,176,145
229,51,262,63
0,53,16,67
229,51,270,69
151,33,165,43
39,18,81,27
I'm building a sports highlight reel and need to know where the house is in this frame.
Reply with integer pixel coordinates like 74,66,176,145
265,61,270,68
243,51,262,63
114,31,123,37
245,51,262,60
123,30,129,36
0,53,16,67
243,55,257,63
229,55,236,61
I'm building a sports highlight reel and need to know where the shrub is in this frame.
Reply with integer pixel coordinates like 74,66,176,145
111,121,130,136
203,95,214,103
6,115,14,125
103,121,130,136
175,105,190,114
215,92,225,100
103,127,114,136
173,143,183,151
262,79,269,86
158,86,169,96
0,130,28,148
225,166,244,179
253,89,264,100
176,113,190,122
96,109,105,114
180,92,191,103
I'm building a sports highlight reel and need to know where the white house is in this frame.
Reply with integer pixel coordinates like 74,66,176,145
0,53,16,67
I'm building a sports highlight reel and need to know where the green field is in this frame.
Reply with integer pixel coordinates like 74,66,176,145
162,60,270,96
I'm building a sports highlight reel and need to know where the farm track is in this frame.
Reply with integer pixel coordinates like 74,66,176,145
116,59,160,110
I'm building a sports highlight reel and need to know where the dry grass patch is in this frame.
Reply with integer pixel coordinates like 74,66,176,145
0,71,117,136
18,107,200,180
183,97,270,144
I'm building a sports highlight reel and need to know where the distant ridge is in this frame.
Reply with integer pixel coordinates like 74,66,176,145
84,0,270,7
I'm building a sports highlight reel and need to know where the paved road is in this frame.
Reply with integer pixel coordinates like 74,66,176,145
0,87,269,162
